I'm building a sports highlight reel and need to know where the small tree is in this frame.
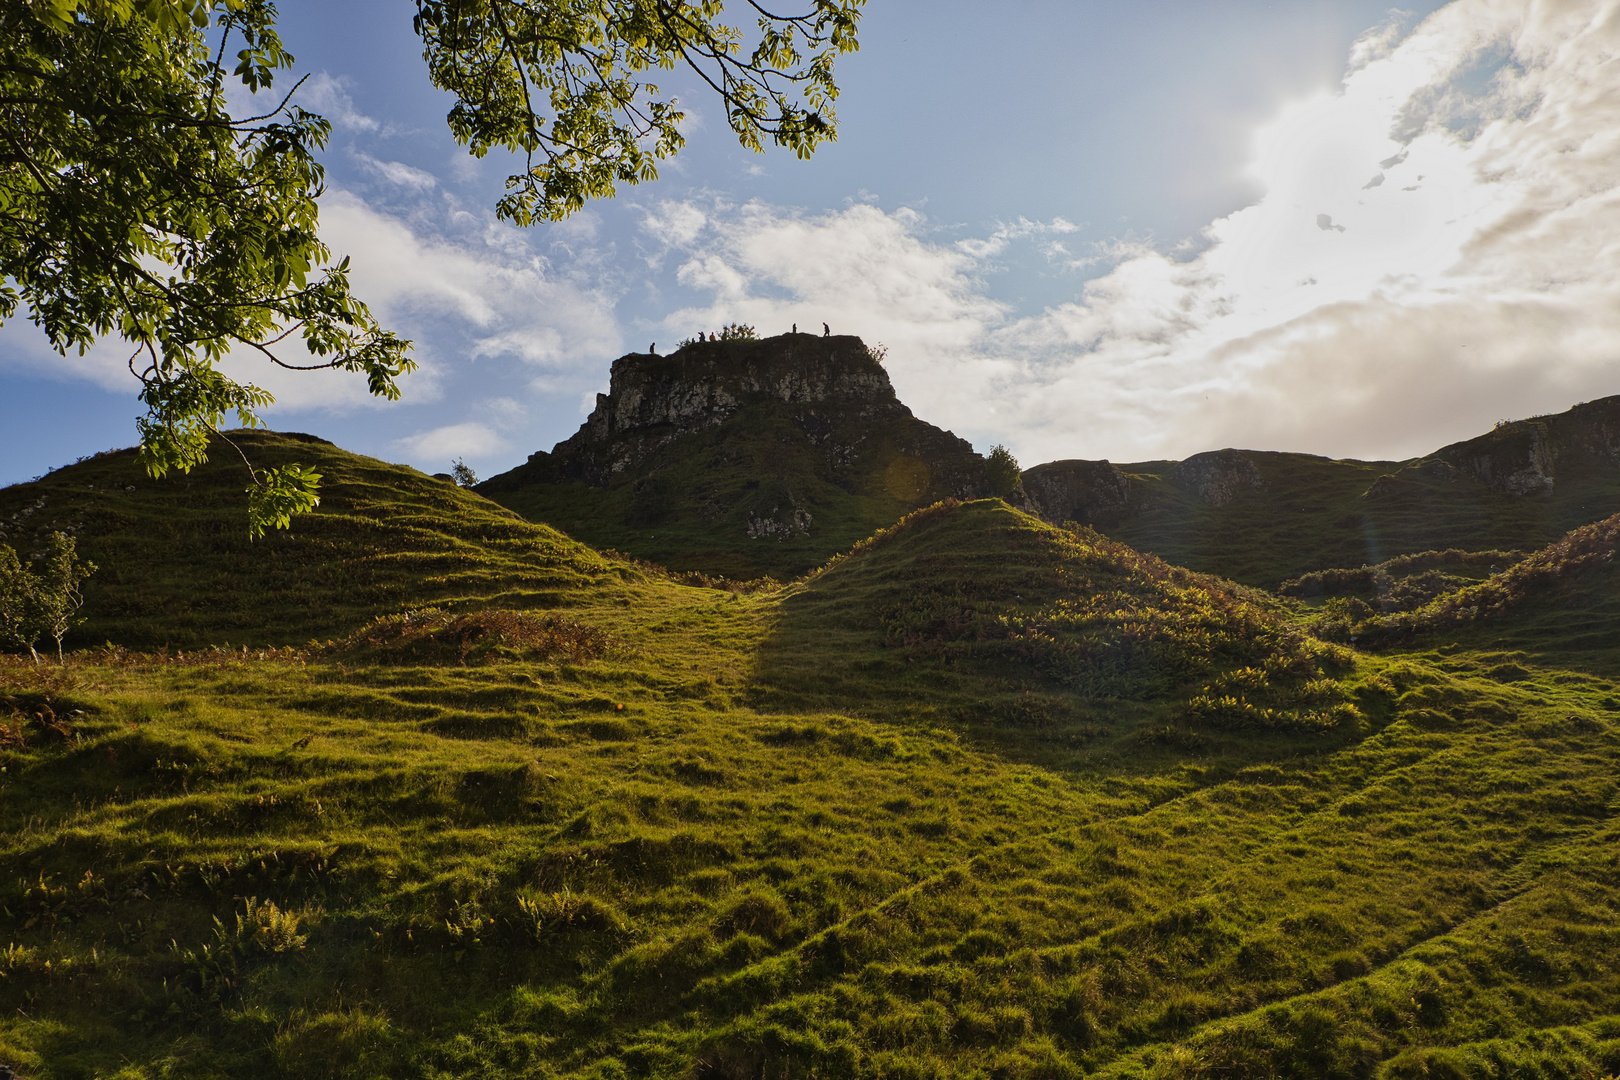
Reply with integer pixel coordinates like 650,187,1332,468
985,444,1023,500
451,459,480,488
0,545,40,663
718,323,759,341
30,533,97,664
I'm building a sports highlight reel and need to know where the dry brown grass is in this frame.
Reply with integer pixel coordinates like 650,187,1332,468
326,607,614,665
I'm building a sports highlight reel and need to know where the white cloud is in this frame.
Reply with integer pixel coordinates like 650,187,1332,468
0,188,626,420
316,190,624,372
353,151,437,191
298,73,380,133
395,421,509,463
642,0,1620,465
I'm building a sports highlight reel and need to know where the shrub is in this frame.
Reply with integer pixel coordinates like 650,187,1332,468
677,323,758,349
0,532,96,663
985,444,1022,499
227,897,309,954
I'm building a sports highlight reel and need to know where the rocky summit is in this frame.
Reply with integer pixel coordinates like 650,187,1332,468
480,333,995,579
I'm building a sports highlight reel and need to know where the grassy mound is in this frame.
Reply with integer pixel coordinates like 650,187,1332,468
758,499,1361,742
1313,513,1620,671
0,432,641,649
1280,548,1525,613
2,640,1617,1078
1,448,1618,1079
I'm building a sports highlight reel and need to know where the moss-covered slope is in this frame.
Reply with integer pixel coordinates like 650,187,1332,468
0,431,641,648
756,500,1360,747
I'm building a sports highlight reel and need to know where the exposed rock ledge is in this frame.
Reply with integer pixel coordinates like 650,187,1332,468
547,334,906,486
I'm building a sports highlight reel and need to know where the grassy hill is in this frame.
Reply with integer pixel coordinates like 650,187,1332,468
1,442,1618,1078
1100,439,1620,590
1306,512,1620,676
478,335,992,582
481,401,980,583
480,348,1620,590
0,431,645,649
755,500,1364,750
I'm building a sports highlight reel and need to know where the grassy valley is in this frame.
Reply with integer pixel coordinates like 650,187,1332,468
0,432,1618,1079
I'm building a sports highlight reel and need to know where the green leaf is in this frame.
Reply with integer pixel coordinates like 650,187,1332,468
247,465,323,539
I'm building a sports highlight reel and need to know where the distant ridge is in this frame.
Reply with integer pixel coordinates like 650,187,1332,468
1018,395,1620,587
485,332,1620,586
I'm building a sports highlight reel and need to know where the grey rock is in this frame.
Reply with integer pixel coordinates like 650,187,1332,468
1020,459,1133,527
550,336,902,486
1434,422,1555,496
1171,450,1264,507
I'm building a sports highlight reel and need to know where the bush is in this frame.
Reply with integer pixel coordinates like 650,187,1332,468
985,445,1022,500
0,532,96,663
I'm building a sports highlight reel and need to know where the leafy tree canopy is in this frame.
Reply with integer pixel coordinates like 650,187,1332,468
0,532,96,663
985,443,1022,500
1,0,863,533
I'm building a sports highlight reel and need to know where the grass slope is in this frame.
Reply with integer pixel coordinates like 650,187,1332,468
1107,448,1620,589
483,403,953,583
3,636,1617,1078
756,500,1363,753
1314,512,1620,676
0,432,643,649
0,453,1618,1079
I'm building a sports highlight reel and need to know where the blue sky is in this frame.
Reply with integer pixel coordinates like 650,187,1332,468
8,0,1620,487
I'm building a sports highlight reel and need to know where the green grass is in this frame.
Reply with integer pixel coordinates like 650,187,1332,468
1,441,1618,1079
1310,512,1620,676
480,400,984,583
1109,450,1620,589
0,432,644,649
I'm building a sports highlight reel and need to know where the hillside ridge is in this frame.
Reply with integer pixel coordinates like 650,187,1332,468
478,333,993,578
481,330,1620,584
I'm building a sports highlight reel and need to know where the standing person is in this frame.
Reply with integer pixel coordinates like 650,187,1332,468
823,322,829,336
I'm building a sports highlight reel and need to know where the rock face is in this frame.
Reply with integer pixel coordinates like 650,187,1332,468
1172,450,1265,507
1385,396,1620,498
1430,422,1556,495
1020,459,1133,527
548,335,906,485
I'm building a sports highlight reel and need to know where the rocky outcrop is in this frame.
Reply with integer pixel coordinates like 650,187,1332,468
542,334,911,486
1172,450,1265,507
1381,396,1620,498
1431,422,1556,496
478,333,992,577
1020,459,1133,527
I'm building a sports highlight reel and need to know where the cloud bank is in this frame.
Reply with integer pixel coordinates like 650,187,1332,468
650,0,1620,463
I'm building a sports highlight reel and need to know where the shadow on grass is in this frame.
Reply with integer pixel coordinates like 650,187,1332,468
747,499,1390,777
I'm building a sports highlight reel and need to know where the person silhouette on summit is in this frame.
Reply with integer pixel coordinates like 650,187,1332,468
822,322,829,336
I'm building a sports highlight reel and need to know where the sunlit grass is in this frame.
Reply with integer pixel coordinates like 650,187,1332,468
0,442,1617,1078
